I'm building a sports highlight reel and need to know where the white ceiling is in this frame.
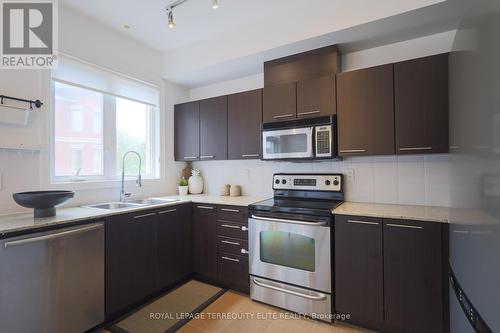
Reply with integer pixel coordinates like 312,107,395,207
60,0,468,87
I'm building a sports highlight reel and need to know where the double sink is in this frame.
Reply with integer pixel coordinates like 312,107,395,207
84,198,179,211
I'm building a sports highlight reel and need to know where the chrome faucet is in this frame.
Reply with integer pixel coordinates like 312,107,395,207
120,151,142,202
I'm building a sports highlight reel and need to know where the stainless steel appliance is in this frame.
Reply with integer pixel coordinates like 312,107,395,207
262,116,336,160
0,222,105,333
249,173,343,322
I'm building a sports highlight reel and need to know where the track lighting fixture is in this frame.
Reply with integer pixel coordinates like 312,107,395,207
166,0,220,30
166,7,175,29
212,0,219,9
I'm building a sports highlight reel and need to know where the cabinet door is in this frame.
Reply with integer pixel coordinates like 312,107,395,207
156,204,192,291
337,64,395,156
200,96,228,160
218,253,249,293
174,101,200,161
395,54,449,154
297,75,336,118
192,204,218,282
335,215,384,325
383,219,444,333
263,82,296,122
105,210,157,318
228,89,262,160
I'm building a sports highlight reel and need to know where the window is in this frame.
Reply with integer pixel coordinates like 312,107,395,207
51,56,160,182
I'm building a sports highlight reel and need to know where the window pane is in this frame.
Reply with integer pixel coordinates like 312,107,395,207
116,97,153,175
54,81,104,177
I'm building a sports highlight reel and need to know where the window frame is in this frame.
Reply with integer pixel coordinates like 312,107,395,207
50,79,160,184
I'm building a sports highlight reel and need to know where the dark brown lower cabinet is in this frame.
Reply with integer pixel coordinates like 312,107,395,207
156,204,192,291
335,215,383,325
192,204,218,282
218,253,249,293
105,210,157,319
384,219,446,333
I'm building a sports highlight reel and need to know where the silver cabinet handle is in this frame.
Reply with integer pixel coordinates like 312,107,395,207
183,156,198,160
4,224,103,249
387,223,423,230
197,205,214,210
242,226,248,231
399,147,432,151
158,208,177,214
242,154,259,158
241,249,249,254
221,240,240,246
273,114,294,119
348,219,379,226
220,224,240,229
251,215,327,226
297,110,320,116
252,278,327,301
339,149,367,153
200,155,214,159
134,212,156,219
221,256,240,262
221,208,240,213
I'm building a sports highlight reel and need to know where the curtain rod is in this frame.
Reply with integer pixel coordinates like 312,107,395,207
0,95,43,109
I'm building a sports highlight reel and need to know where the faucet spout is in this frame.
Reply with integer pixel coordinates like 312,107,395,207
120,150,142,202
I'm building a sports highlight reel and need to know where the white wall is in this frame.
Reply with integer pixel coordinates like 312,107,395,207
188,32,456,207
0,5,187,215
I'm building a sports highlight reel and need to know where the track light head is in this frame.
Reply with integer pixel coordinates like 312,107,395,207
212,0,219,9
166,7,175,29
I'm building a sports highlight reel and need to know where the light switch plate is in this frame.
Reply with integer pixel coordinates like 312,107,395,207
345,168,355,182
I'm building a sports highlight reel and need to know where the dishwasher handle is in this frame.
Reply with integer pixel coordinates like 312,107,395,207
4,223,103,249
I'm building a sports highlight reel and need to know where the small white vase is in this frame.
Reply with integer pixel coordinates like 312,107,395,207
178,186,188,196
188,168,203,194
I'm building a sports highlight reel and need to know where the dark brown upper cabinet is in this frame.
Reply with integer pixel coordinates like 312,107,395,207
337,64,395,156
199,96,228,160
394,54,449,154
228,89,263,159
263,82,296,123
297,75,336,118
174,101,200,161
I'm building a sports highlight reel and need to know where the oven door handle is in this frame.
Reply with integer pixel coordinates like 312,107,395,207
251,215,327,226
252,278,328,301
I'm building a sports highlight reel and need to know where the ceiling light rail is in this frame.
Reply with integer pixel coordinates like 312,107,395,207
165,0,220,29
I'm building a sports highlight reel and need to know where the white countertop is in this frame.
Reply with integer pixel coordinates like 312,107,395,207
0,194,266,237
333,201,450,223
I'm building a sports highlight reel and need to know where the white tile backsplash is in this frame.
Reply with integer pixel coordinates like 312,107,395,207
192,154,451,207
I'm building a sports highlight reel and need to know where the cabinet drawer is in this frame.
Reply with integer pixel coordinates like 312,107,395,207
218,205,248,223
218,236,248,257
218,252,249,293
217,220,248,240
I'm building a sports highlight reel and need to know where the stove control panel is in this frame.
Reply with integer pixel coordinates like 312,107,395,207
273,174,342,192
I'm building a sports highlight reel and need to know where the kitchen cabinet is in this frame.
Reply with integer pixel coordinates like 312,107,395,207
106,209,157,318
263,82,296,123
192,204,218,282
297,75,336,118
337,64,395,156
228,89,262,159
383,219,446,333
335,215,384,325
395,54,449,154
174,101,200,161
156,204,192,291
199,96,228,160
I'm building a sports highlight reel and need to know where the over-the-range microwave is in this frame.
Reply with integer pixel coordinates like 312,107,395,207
262,116,337,161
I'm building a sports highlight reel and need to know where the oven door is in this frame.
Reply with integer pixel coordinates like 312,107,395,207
249,214,331,293
262,127,314,159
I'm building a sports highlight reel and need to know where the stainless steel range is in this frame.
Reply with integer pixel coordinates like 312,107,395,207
248,173,343,322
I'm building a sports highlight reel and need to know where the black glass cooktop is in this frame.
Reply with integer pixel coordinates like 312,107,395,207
249,197,343,217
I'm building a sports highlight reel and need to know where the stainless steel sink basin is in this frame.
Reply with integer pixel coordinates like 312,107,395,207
84,202,144,210
127,198,179,205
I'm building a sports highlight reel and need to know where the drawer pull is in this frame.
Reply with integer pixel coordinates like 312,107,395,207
339,149,366,153
158,208,177,214
297,110,320,116
221,256,240,262
399,147,432,151
387,223,423,230
183,156,198,160
200,155,215,159
221,240,240,246
221,208,240,213
133,212,156,219
252,278,327,301
347,219,379,226
242,154,259,158
241,249,249,254
197,205,215,210
220,224,240,229
273,114,294,119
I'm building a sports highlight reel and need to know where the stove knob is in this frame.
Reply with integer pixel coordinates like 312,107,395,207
325,180,331,186
333,179,339,186
282,179,287,185
275,179,280,185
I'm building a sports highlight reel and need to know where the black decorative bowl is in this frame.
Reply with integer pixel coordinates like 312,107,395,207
13,191,75,218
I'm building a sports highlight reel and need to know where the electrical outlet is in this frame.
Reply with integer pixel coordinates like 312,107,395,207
345,168,355,182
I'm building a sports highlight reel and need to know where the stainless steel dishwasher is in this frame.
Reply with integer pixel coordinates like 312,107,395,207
0,222,105,333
